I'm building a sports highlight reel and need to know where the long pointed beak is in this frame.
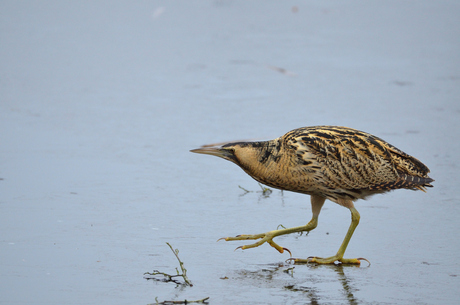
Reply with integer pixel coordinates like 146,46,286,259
190,146,236,162
190,146,223,156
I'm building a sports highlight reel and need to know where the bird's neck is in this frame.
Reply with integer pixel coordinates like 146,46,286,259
236,140,285,187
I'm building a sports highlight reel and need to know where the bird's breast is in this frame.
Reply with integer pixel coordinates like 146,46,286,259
241,157,317,194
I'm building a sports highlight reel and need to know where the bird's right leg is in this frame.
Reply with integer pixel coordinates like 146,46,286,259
219,195,326,254
290,202,369,265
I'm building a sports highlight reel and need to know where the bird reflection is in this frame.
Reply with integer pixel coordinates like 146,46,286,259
286,264,361,305
335,266,360,305
233,263,362,305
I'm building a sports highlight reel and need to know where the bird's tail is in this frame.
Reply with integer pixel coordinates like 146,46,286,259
398,172,434,192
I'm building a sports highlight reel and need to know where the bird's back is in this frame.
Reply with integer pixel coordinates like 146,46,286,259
266,126,434,201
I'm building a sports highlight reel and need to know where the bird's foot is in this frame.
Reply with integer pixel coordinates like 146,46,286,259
218,231,292,256
287,255,370,266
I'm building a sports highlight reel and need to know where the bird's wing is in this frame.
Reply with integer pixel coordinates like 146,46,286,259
380,142,431,177
284,126,401,191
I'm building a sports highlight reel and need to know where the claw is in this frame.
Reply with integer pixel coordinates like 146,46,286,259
357,257,371,266
282,247,292,257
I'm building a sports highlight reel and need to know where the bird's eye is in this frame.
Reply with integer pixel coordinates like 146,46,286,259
223,146,234,153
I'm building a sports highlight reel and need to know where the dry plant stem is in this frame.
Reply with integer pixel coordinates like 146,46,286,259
151,296,210,305
258,183,272,195
238,185,250,193
144,243,192,286
166,242,193,286
145,270,184,284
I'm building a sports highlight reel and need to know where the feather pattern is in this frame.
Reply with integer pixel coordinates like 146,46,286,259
227,126,433,203
193,126,433,205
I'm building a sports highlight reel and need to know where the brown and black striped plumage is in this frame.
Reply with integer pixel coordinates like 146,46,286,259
191,126,434,264
216,126,432,204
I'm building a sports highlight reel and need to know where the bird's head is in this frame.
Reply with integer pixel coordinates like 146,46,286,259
190,141,262,169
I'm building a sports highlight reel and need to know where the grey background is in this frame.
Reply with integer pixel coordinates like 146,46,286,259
1,1,459,304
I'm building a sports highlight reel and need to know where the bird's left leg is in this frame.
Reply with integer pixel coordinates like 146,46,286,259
291,201,368,265
220,195,326,254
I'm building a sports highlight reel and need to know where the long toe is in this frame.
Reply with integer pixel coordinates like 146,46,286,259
288,256,368,265
219,231,288,254
220,233,266,242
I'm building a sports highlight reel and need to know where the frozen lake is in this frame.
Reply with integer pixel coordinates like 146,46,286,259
1,1,459,304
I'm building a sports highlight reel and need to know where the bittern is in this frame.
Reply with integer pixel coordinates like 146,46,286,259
191,126,433,265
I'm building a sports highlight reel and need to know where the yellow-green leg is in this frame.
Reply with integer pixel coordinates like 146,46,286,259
220,195,368,265
292,206,369,265
221,217,319,254
220,195,326,254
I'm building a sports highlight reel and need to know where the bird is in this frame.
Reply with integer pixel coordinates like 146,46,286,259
190,126,434,265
